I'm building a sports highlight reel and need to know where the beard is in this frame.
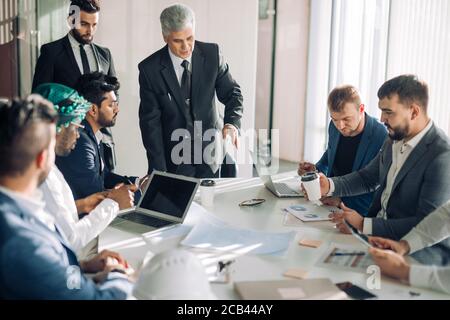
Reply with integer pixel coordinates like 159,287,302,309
71,29,93,45
55,132,78,157
55,142,76,157
386,123,409,141
98,113,117,128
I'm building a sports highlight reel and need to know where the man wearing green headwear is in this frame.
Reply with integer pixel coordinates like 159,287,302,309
33,83,135,259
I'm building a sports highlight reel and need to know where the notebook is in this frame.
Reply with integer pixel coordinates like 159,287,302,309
234,278,348,300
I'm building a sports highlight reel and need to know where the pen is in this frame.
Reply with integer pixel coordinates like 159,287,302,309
331,252,366,256
168,92,172,101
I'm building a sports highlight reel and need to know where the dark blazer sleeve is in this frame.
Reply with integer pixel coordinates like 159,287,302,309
214,45,244,130
32,44,54,90
372,150,450,239
332,142,384,197
138,64,167,174
103,168,137,190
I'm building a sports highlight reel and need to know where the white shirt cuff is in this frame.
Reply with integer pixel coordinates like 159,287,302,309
101,198,120,212
402,231,425,254
327,178,335,196
363,218,373,235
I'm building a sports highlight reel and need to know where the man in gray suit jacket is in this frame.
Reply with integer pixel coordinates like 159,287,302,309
138,4,243,178
315,75,450,265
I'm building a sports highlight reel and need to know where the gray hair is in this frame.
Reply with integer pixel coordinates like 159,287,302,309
160,4,195,37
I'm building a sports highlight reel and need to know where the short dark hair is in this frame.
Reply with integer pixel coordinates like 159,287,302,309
327,85,362,113
75,72,120,108
377,75,429,112
0,97,57,177
70,0,100,14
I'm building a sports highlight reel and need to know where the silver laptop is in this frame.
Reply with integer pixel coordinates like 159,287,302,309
251,152,302,198
110,171,199,234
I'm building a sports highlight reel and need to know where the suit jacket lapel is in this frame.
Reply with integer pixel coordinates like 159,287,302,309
82,120,103,175
328,127,339,176
391,125,436,192
379,140,393,190
63,35,82,78
352,114,373,170
191,44,205,111
92,44,108,73
160,47,190,121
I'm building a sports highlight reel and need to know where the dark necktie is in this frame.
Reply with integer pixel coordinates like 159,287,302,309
79,44,91,74
181,60,191,106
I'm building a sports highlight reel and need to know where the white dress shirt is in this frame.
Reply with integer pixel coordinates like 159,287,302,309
362,120,433,234
95,129,105,172
168,47,192,86
68,32,99,74
39,166,119,256
401,200,450,294
0,185,55,232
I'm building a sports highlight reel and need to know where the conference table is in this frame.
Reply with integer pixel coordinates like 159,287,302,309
99,171,450,300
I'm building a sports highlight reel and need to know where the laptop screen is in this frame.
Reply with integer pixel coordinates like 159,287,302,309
139,173,198,218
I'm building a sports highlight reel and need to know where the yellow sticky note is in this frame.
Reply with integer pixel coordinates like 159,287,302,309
298,239,323,248
283,269,308,280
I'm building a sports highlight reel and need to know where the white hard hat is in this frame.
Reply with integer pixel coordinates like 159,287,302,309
133,249,217,300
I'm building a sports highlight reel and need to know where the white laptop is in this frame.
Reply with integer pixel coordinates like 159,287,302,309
110,171,200,234
251,152,302,198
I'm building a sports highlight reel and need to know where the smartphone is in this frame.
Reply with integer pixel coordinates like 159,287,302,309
336,282,378,300
343,220,373,248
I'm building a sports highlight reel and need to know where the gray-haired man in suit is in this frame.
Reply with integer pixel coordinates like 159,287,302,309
138,4,243,179
313,75,450,265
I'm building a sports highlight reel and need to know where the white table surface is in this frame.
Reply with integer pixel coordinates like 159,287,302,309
99,172,450,300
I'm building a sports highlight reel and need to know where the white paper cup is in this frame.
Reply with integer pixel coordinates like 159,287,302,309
200,180,216,207
301,172,321,202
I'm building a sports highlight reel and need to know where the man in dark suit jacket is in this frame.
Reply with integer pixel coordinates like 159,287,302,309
138,4,243,178
317,75,450,265
55,73,141,202
32,0,118,173
299,86,387,216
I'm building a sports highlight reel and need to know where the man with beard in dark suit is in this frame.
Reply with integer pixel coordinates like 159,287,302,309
32,0,117,173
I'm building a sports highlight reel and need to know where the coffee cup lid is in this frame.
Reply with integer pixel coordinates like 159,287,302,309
201,179,216,187
301,172,319,182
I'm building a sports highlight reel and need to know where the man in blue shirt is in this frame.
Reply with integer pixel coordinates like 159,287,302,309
298,85,387,216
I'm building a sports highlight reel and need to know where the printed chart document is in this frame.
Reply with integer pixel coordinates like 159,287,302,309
316,243,374,273
181,220,295,256
284,203,339,222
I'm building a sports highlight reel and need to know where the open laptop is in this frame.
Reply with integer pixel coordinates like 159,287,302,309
251,152,302,198
110,171,199,234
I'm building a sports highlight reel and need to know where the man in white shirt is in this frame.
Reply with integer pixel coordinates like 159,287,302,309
33,83,134,258
308,75,450,265
368,200,450,294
